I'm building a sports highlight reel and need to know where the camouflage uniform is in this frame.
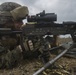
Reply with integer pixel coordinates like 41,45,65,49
0,2,28,68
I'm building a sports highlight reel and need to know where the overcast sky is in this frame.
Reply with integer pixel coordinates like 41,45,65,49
0,0,76,23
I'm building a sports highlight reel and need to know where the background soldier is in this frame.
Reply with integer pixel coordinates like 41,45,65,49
0,2,29,68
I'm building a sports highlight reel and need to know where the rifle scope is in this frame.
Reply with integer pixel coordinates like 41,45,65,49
27,10,57,22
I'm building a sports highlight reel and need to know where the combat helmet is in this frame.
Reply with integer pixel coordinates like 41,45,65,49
0,2,29,26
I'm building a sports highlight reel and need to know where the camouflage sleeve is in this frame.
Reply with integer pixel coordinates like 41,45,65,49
0,45,7,68
5,46,22,68
0,45,22,69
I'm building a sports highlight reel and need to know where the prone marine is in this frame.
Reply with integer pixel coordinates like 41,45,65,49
0,2,29,68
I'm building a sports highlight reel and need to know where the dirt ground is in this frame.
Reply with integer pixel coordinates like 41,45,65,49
0,37,76,75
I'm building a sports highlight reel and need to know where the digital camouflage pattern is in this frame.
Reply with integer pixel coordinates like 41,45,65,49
0,2,21,25
0,2,29,25
0,33,22,68
0,2,21,11
0,45,22,68
0,2,27,68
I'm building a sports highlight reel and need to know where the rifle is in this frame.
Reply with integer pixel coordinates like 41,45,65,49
23,10,76,39
23,10,76,63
